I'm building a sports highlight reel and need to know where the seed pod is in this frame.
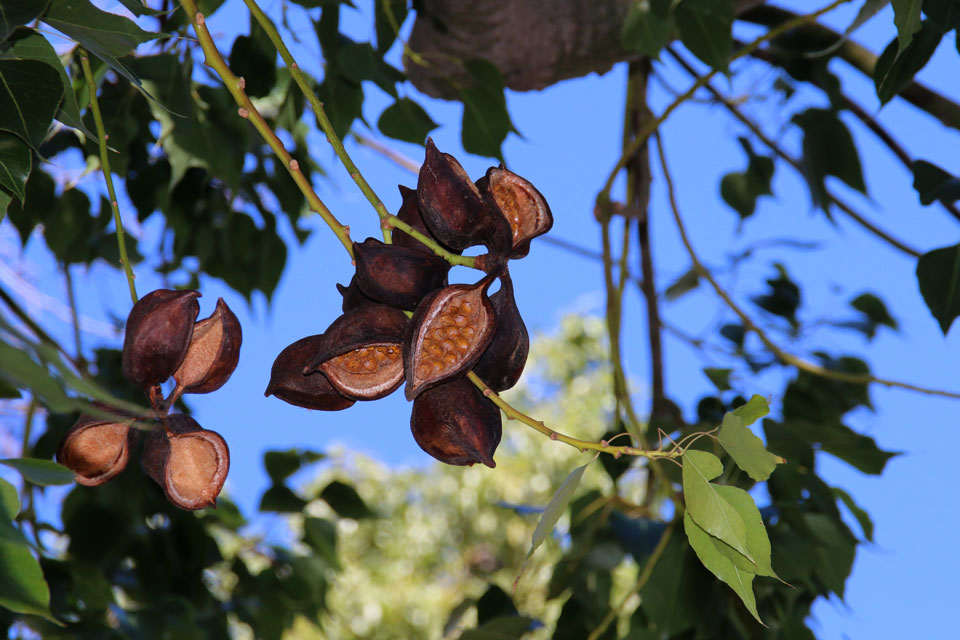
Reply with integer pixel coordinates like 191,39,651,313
336,277,376,313
353,237,451,310
57,412,139,487
473,270,529,391
265,335,356,411
410,376,502,468
404,276,497,400
141,414,229,511
392,185,458,255
477,165,554,259
417,138,512,255
122,289,201,390
173,298,242,394
306,304,409,400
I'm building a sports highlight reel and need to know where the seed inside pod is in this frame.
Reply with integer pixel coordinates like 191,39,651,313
141,414,229,511
57,412,139,487
404,277,496,400
121,289,201,390
478,165,553,259
320,344,404,401
473,270,529,392
353,237,451,311
265,335,356,411
174,298,242,394
410,376,502,468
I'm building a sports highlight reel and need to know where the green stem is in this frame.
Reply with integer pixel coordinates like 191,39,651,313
179,1,354,257
654,134,960,400
598,0,851,203
64,264,84,368
79,51,138,304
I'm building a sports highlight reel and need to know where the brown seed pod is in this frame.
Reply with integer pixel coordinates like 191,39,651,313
417,138,512,255
336,276,377,313
56,412,139,487
173,298,242,394
410,376,502,468
353,237,451,311
141,414,229,511
392,185,459,255
264,335,356,411
403,276,497,400
306,303,409,401
473,270,529,392
477,165,554,259
121,289,201,390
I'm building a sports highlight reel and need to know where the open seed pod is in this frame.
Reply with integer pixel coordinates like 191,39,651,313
417,138,512,256
122,289,201,390
477,165,554,259
473,270,529,392
265,335,356,411
173,298,242,394
404,276,497,400
410,376,502,468
141,414,229,510
353,237,451,311
56,411,139,486
306,303,409,401
392,185,459,255
336,276,376,313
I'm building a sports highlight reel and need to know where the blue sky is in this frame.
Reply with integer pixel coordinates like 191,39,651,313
2,1,959,637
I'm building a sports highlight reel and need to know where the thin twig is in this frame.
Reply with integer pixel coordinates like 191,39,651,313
665,46,922,258
79,51,138,304
179,2,354,257
598,0,851,204
63,264,84,369
352,131,422,174
655,134,960,399
0,285,79,368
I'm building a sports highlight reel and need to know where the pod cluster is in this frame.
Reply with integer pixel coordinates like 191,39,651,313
266,139,553,468
57,290,241,510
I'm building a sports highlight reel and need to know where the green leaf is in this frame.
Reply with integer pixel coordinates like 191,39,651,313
229,26,278,99
702,367,732,391
752,264,801,330
813,421,899,475
115,0,169,16
912,159,960,205
637,530,700,636
375,0,408,53
258,484,308,513
792,108,866,209
923,0,960,31
319,480,375,519
720,172,754,219
683,513,763,625
0,30,92,137
805,0,890,57
0,478,30,548
891,0,923,54
526,460,590,562
377,97,438,145
720,138,775,219
263,448,324,483
0,0,49,41
731,394,769,427
459,59,515,161
621,2,675,57
0,131,30,202
0,539,55,621
0,458,75,486
832,486,874,542
0,59,63,150
303,517,339,569
337,41,403,97
874,20,942,104
718,413,784,482
849,292,898,338
681,450,751,561
42,0,161,101
664,267,699,300
459,616,535,640
675,0,733,71
714,485,779,579
0,187,10,220
917,243,960,334
0,340,72,412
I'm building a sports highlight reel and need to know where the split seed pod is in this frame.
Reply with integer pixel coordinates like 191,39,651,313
57,411,139,486
410,376,502,468
306,303,409,401
265,335,356,411
336,277,376,313
392,185,458,255
121,289,201,390
473,270,529,392
404,276,497,400
477,165,554,259
417,139,512,256
141,414,229,510
353,237,451,311
173,298,242,394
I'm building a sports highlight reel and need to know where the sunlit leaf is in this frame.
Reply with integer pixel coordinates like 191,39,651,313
718,412,784,481
731,394,769,427
681,450,751,561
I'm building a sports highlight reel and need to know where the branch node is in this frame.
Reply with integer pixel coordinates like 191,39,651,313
196,12,205,25
237,107,249,118
289,159,300,171
549,432,558,441
237,77,246,90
